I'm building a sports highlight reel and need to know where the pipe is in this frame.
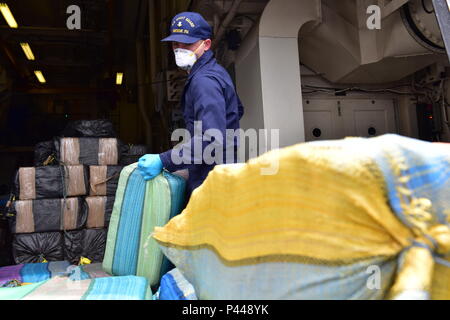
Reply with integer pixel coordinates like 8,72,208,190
149,0,170,151
148,0,157,85
136,0,153,149
440,80,450,141
212,0,243,50
213,13,220,37
136,40,153,149
106,0,114,76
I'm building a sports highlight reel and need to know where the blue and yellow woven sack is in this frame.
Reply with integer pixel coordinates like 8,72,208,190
157,268,197,300
153,134,450,300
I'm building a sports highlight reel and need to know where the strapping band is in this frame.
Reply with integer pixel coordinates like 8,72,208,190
14,200,34,233
19,168,36,200
98,138,118,165
86,196,106,228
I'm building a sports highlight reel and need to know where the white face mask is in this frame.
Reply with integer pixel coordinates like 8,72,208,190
173,41,205,71
174,48,197,71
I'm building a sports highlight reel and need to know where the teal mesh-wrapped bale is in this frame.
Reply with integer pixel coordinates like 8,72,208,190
102,163,185,287
0,261,110,286
0,275,152,300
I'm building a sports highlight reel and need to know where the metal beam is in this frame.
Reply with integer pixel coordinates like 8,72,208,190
25,60,96,68
137,0,153,149
4,38,105,46
432,0,450,62
0,36,29,82
20,87,116,95
0,26,106,41
382,0,410,19
107,0,115,76
212,0,244,50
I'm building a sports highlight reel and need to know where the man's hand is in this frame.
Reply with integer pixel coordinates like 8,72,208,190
138,154,163,180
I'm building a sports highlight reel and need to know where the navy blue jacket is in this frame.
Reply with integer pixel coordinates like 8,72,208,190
160,50,244,199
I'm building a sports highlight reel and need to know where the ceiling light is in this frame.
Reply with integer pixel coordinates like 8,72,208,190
116,72,123,85
34,70,46,83
0,3,18,28
20,43,35,60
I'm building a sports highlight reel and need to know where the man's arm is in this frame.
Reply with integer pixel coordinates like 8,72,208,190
159,75,227,172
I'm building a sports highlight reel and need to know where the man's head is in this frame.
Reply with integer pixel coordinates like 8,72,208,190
171,39,211,59
162,12,212,70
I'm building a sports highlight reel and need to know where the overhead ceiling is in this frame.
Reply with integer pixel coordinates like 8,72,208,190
0,0,141,90
0,0,270,92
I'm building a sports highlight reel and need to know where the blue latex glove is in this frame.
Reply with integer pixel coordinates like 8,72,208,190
138,154,163,181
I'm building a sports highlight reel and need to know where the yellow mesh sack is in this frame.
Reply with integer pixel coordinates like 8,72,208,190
153,135,450,299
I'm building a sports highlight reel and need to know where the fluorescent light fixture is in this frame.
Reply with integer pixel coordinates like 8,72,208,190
0,3,18,28
20,43,35,60
34,70,46,83
116,72,123,85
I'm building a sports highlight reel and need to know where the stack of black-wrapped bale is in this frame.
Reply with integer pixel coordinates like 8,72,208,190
11,165,90,264
9,120,148,265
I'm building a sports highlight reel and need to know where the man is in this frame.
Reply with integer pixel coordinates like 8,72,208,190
138,12,244,200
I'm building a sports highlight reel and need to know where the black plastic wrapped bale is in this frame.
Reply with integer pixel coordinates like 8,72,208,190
119,144,148,165
54,137,121,166
61,119,117,138
0,213,13,267
11,198,87,234
64,228,107,264
34,140,57,166
13,165,89,200
85,196,115,229
12,232,64,263
89,166,123,196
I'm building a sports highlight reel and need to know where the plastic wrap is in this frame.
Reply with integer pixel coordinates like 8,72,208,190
81,229,107,263
64,228,107,264
55,137,120,166
14,165,89,200
85,196,114,229
0,216,13,267
11,197,87,233
119,144,148,165
33,141,57,166
12,232,64,264
89,165,123,196
61,120,117,138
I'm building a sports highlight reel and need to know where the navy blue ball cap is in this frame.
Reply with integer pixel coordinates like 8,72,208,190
161,12,212,44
